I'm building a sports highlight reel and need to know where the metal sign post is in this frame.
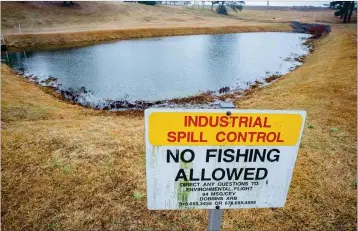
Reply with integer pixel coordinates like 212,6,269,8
208,207,223,231
207,102,236,231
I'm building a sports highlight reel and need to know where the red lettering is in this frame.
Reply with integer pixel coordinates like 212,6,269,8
263,117,271,128
219,116,229,127
230,116,239,127
167,131,176,142
177,132,186,142
216,132,225,142
277,132,284,142
266,132,276,142
237,132,247,142
200,132,208,142
252,117,262,128
191,132,198,142
256,132,266,142
227,132,237,142
199,116,208,127
188,116,197,127
248,117,253,127
238,116,248,127
248,132,256,142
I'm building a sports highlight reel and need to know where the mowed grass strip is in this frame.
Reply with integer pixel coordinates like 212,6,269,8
1,26,357,230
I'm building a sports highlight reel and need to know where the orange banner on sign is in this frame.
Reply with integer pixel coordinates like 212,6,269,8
148,112,303,146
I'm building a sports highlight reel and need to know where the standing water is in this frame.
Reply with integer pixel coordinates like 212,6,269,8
6,32,310,108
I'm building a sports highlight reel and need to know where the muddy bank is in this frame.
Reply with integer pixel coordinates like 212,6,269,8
4,24,291,49
290,21,331,34
10,67,301,111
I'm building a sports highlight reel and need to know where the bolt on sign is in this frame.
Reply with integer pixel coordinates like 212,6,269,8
145,109,306,210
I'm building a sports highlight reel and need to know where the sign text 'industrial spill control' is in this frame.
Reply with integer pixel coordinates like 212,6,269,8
145,109,306,210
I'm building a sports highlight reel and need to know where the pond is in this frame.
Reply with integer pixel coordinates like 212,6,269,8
5,32,310,108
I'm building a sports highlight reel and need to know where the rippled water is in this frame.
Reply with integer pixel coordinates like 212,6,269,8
6,32,310,103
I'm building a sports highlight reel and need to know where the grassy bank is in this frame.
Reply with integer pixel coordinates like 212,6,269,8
4,24,290,49
1,1,334,48
1,1,335,34
2,24,356,231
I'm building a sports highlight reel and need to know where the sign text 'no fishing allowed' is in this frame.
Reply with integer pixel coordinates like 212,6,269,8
145,107,306,230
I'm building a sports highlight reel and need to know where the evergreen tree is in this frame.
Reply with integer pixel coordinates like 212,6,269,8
214,1,245,15
329,1,356,23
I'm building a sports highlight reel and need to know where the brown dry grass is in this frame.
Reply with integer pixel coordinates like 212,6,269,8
2,2,352,35
1,1,335,49
1,1,357,230
1,24,356,231
225,8,356,24
3,24,290,49
0,2,293,34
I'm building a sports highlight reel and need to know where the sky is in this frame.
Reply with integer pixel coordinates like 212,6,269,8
244,1,329,7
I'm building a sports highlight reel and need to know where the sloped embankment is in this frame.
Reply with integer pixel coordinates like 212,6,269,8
4,24,290,49
1,26,356,230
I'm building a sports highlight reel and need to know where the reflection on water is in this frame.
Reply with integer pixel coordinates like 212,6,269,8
5,32,310,102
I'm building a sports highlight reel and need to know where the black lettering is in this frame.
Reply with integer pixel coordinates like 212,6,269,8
244,168,255,180
255,168,268,180
206,149,217,162
253,149,266,162
189,169,200,181
236,149,249,162
167,149,179,163
223,149,235,162
226,168,244,180
201,169,211,181
267,149,280,162
175,169,188,181
212,168,225,180
181,149,195,163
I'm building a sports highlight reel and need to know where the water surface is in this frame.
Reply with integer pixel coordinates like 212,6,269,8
7,32,310,104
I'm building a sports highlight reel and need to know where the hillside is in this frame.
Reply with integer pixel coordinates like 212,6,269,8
1,1,252,34
1,1,344,35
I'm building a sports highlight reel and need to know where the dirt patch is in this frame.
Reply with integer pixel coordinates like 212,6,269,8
265,74,283,83
170,93,215,104
11,67,301,111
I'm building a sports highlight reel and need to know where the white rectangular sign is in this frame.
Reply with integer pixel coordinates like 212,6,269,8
145,109,306,210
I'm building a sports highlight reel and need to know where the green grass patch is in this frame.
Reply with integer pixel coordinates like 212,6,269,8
133,191,144,200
